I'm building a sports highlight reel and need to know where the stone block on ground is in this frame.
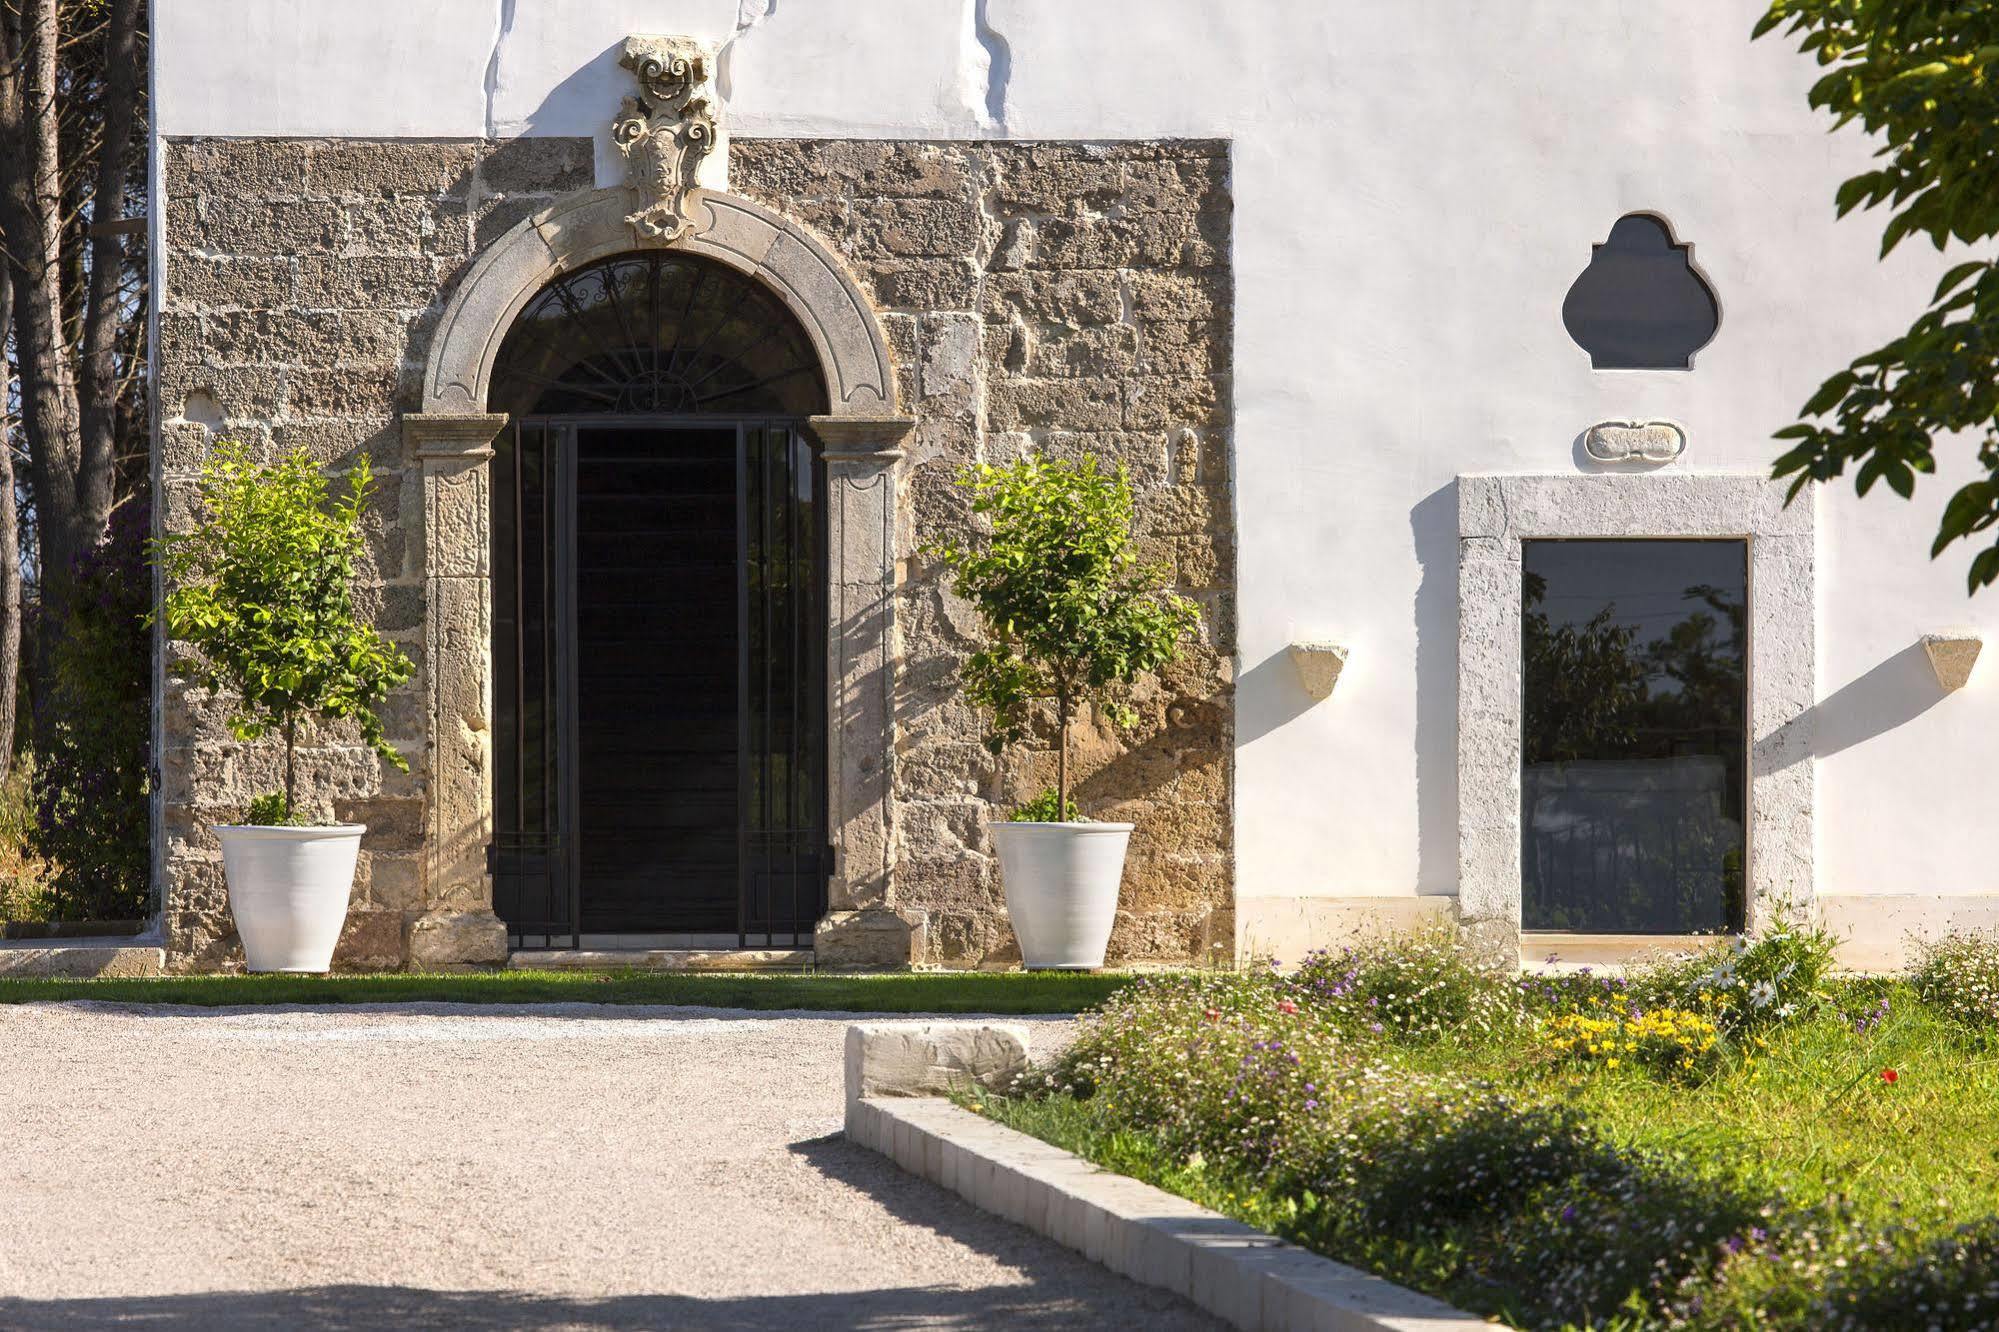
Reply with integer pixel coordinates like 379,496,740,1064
844,1022,1032,1109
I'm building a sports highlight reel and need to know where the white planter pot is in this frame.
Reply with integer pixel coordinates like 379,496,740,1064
213,824,365,973
989,821,1133,970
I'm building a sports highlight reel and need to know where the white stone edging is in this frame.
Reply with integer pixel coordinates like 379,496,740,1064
843,1023,1484,1332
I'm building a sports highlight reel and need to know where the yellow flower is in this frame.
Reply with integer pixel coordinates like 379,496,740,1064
1606,1057,1620,1069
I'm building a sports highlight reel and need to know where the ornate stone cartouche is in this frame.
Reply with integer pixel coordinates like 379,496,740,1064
612,36,717,242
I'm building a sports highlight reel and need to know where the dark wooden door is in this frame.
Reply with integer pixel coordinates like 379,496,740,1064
491,418,828,945
574,426,740,932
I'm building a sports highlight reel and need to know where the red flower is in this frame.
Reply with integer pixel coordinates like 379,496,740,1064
1203,1008,1221,1023
1277,999,1299,1015
1881,1068,1899,1084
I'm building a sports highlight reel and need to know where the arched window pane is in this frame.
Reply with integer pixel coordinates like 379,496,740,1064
491,252,829,416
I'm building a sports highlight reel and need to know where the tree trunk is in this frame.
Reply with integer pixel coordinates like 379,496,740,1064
283,715,298,820
1055,690,1071,822
0,276,22,782
0,0,145,753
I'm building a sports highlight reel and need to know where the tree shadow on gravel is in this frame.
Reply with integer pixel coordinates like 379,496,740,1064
0,1283,1170,1330
789,1132,1214,1326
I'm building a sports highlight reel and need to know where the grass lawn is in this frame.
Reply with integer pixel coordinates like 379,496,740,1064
0,968,1140,1013
972,944,1999,1329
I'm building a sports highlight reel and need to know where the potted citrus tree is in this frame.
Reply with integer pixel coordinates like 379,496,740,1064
932,455,1197,969
158,443,414,972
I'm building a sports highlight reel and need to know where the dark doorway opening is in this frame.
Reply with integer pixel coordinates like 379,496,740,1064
491,419,828,947
574,426,738,933
1520,539,1748,934
484,249,834,951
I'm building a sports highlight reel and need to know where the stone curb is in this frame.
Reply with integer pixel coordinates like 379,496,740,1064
0,937,166,978
842,1024,1486,1332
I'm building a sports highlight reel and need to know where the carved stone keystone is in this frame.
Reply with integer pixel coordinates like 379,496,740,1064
614,35,723,242
1288,641,1349,701
1583,419,1686,464
1922,632,1983,692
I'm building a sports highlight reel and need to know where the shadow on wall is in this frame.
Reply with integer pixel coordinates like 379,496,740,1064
500,37,622,145
1231,482,1458,896
1409,483,1458,895
1766,640,1950,768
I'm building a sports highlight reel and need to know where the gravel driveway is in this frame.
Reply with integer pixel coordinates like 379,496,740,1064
0,1002,1216,1330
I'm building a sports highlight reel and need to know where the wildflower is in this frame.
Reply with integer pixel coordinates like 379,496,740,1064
1748,980,1778,1009
1881,1067,1898,1084
1203,1008,1221,1023
1277,999,1298,1015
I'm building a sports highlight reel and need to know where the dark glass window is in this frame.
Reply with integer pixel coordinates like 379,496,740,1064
490,251,828,417
1561,214,1719,370
1521,539,1746,934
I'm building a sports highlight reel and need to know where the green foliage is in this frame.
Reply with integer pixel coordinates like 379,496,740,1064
1912,928,1999,1032
1628,914,1840,1035
1291,926,1526,1044
987,943,1999,1330
0,757,55,923
1041,969,1355,1174
1754,3,1999,590
31,501,152,920
928,455,1198,813
156,443,414,820
244,792,306,828
1008,788,1082,822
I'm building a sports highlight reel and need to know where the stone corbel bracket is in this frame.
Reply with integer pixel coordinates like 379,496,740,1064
1922,632,1983,691
1583,419,1686,465
1288,641,1349,701
613,35,721,242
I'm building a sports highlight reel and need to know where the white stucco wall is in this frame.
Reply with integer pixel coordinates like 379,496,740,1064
154,1,1998,955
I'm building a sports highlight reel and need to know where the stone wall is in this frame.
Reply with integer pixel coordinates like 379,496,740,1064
155,136,595,969
156,136,1234,970
729,141,1235,968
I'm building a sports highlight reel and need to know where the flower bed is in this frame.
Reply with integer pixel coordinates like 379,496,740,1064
975,927,1999,1330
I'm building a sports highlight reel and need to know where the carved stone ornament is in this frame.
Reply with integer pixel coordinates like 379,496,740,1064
1583,418,1686,464
612,35,718,242
1921,632,1983,692
1287,641,1349,701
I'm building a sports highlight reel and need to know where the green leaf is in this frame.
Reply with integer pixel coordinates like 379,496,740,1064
1934,260,1988,302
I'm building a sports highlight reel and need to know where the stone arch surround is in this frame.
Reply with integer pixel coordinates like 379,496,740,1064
402,184,914,966
419,187,898,420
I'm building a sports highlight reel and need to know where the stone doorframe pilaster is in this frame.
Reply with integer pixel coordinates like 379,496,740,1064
1455,472,1816,957
403,184,910,966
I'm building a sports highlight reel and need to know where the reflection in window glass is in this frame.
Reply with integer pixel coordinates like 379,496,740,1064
1521,540,1746,934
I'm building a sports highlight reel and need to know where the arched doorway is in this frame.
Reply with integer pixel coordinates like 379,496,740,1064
488,251,831,947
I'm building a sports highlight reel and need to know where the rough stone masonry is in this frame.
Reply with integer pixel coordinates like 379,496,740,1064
155,136,1235,971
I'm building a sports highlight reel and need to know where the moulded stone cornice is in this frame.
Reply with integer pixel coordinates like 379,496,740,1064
403,412,508,460
807,415,916,460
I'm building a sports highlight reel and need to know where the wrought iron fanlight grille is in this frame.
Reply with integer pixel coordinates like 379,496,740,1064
489,251,828,417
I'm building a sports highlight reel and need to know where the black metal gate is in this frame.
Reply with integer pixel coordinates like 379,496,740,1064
491,417,829,948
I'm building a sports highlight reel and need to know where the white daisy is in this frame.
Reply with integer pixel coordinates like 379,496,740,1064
1749,980,1778,1009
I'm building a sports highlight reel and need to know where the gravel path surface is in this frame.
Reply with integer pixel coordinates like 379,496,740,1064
0,1002,1217,1330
